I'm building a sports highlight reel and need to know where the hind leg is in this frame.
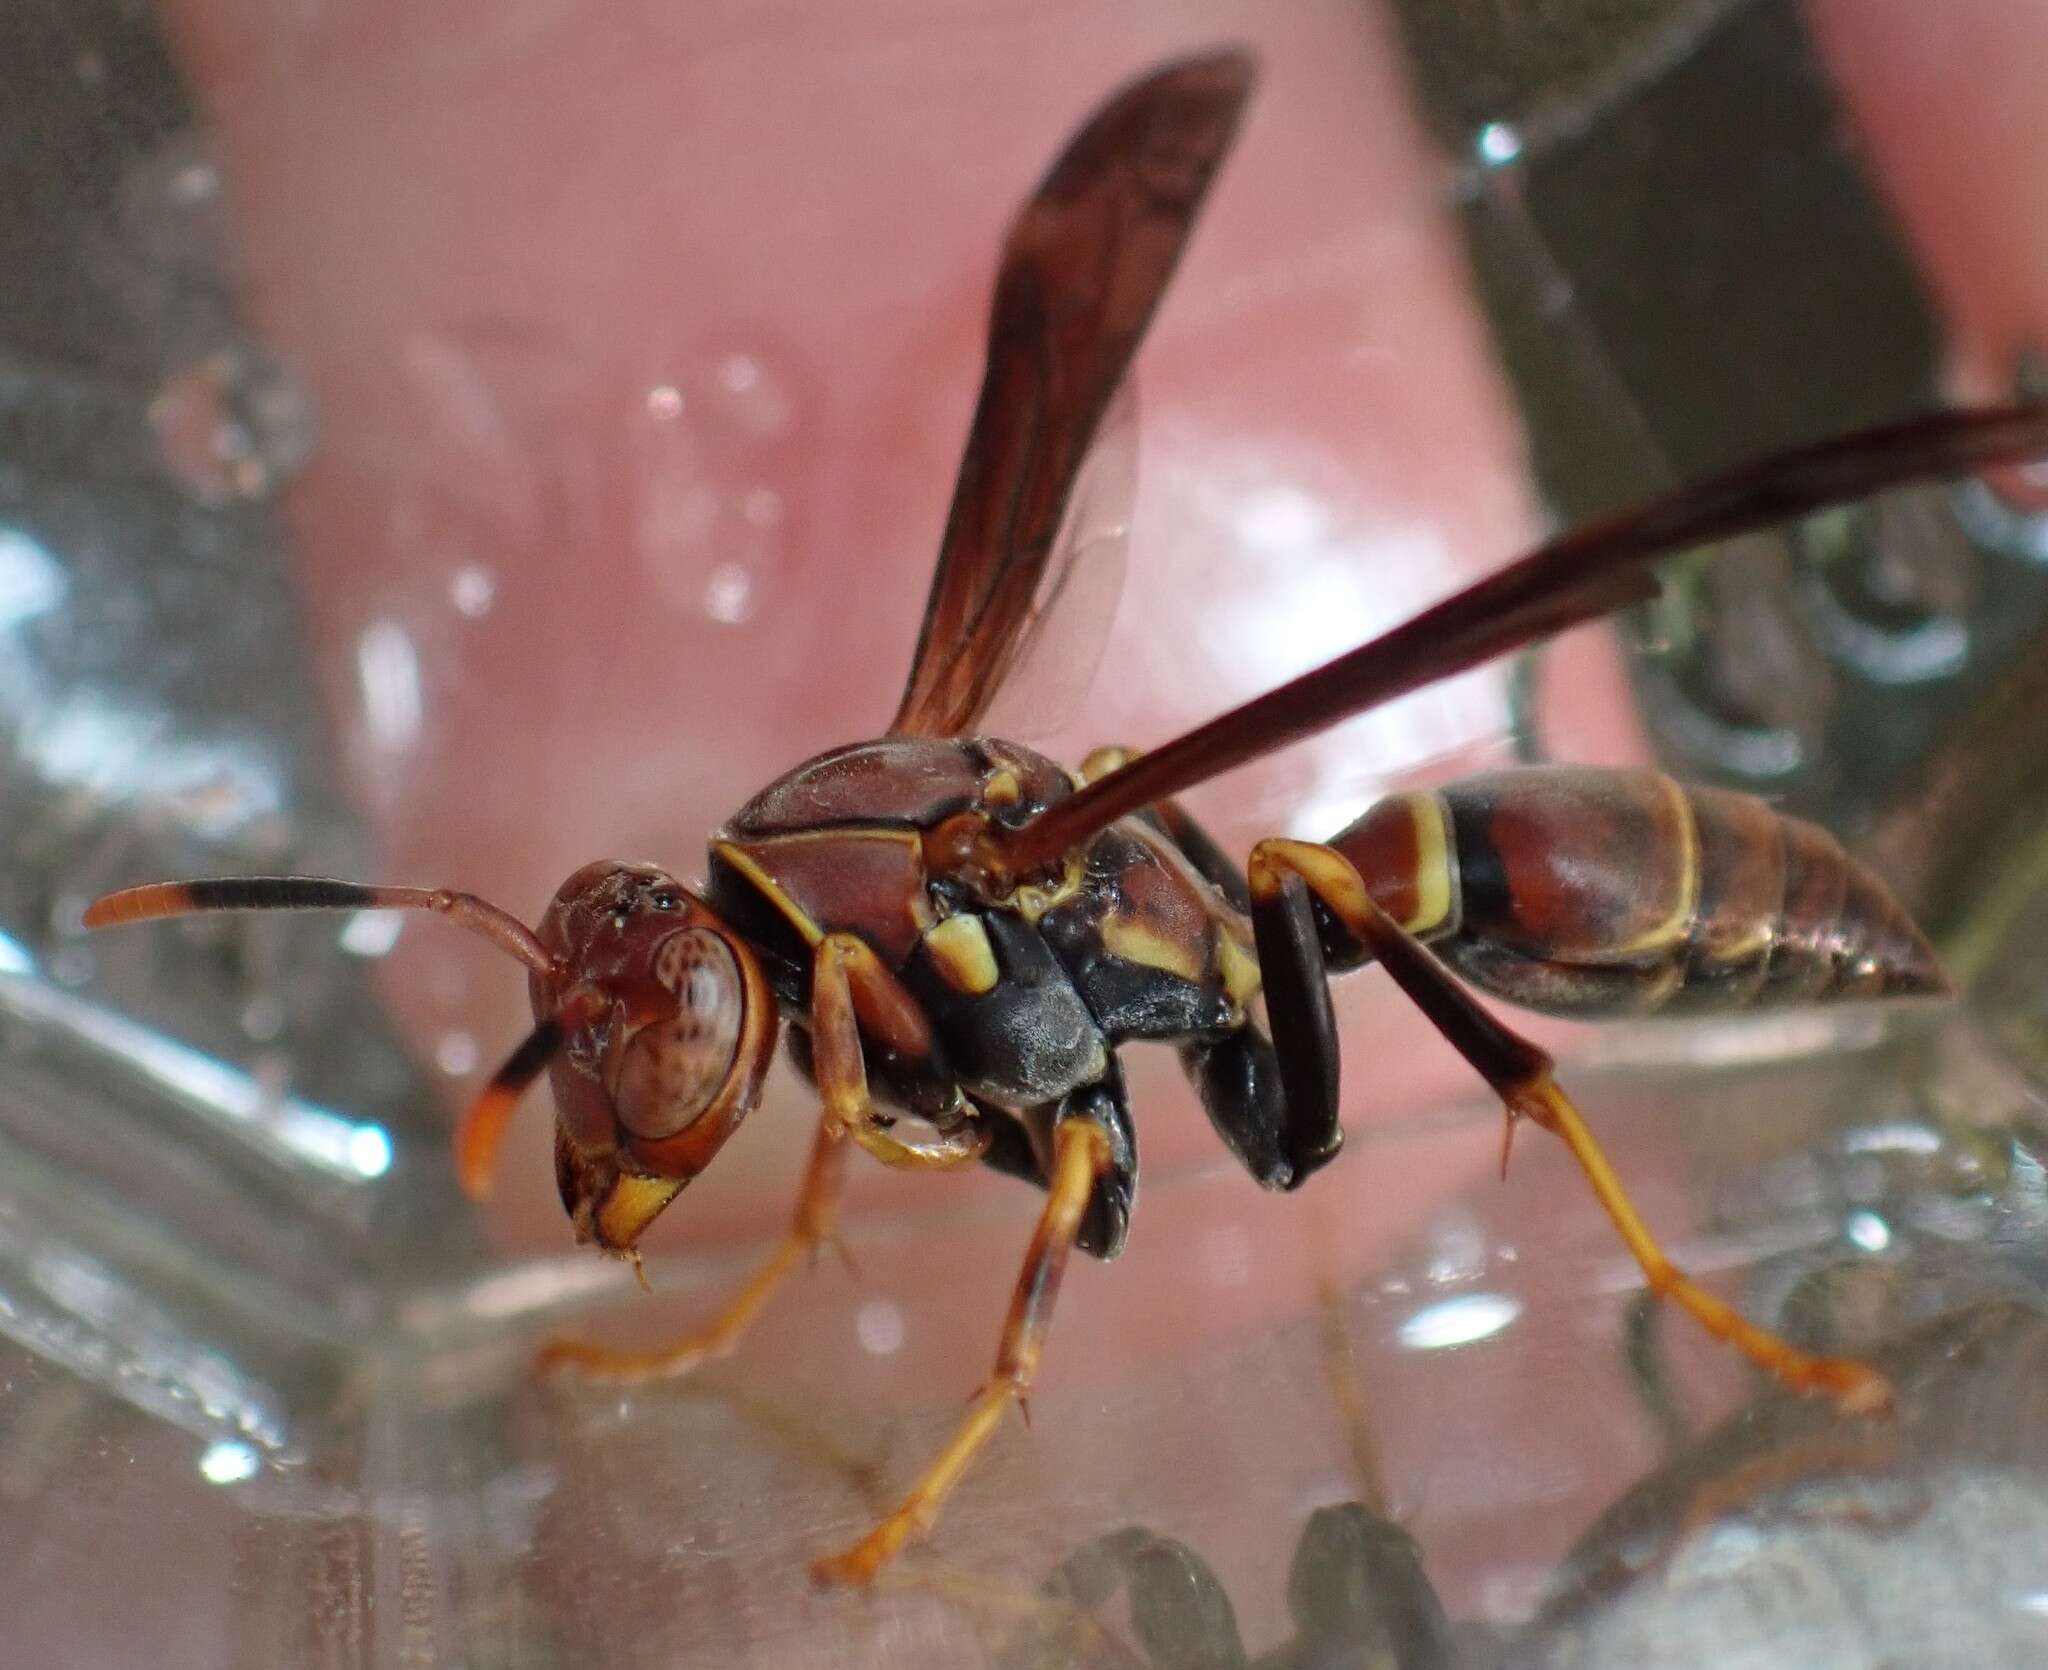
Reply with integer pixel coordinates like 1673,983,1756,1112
1247,835,1891,1414
1082,745,1343,1191
1180,1021,1341,1190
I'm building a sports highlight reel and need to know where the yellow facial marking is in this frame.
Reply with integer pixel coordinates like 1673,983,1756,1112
597,1171,685,1250
1101,913,1204,982
982,768,1022,807
924,914,1000,995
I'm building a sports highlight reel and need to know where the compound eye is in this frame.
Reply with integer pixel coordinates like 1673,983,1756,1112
613,929,745,1140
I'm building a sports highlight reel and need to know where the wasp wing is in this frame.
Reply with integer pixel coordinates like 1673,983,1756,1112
995,403,2048,872
889,49,1252,738
975,376,1137,741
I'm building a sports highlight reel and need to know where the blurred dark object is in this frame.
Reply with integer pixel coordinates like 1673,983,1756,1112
1391,0,2048,984
0,0,469,1508
996,1508,1462,1669
1520,1301,2048,1668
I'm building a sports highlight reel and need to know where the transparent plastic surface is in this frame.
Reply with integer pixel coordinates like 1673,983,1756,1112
6,2,2048,1666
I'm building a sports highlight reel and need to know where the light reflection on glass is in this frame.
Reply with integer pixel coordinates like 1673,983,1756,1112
338,909,405,958
1845,1210,1892,1253
0,538,283,834
0,931,35,976
1476,122,1523,166
1397,1291,1522,1351
1,1239,288,1450
0,967,390,1182
855,1298,906,1357
0,526,68,625
356,617,423,753
198,1438,261,1484
1841,1122,1943,1158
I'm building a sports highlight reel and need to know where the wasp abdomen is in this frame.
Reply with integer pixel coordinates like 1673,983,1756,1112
1330,767,1945,1018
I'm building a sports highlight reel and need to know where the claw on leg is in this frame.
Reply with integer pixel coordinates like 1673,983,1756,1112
1513,1076,1894,1415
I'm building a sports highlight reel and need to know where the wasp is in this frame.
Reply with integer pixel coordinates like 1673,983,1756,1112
83,49,2048,1584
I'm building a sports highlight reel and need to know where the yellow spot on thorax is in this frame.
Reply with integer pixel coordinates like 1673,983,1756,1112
923,915,1001,994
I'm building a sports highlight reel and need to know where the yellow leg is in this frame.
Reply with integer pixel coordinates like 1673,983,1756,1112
534,1115,850,1381
1250,836,1894,1416
1513,1077,1891,1412
812,932,987,1170
810,1120,1111,1586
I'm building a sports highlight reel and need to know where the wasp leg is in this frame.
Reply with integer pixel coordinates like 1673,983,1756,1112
1062,1068,1137,1258
975,1070,1136,1259
1179,1021,1335,1190
812,1117,1112,1586
534,1114,851,1381
1217,844,1342,1187
812,931,988,1170
1246,837,1893,1415
1079,744,1250,911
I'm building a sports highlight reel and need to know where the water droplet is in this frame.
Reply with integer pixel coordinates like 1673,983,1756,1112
356,619,423,754
1398,1292,1522,1351
339,910,404,958
646,384,684,422
199,1439,260,1484
348,1124,394,1179
1845,1210,1892,1253
448,562,497,619
435,1031,480,1077
50,946,93,987
855,1298,906,1356
149,351,316,506
702,561,754,625
0,527,69,629
240,995,284,1042
1425,1208,1487,1285
168,160,221,205
713,351,791,436
1476,122,1523,167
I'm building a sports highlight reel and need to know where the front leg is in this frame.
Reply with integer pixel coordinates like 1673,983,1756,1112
533,932,976,1382
812,1116,1113,1586
809,931,988,1169
534,1114,850,1381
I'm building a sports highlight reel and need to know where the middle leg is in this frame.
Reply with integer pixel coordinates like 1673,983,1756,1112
811,1115,1112,1585
1082,745,1342,1190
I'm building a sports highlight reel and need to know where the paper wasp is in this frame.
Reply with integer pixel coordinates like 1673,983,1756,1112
82,49,2048,1584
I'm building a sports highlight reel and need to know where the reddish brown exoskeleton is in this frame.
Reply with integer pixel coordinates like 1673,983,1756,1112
84,49,2048,1583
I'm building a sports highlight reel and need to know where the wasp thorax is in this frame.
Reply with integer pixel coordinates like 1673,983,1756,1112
609,928,746,1140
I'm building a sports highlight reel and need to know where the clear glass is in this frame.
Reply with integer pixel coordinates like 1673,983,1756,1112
6,2,2048,1666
